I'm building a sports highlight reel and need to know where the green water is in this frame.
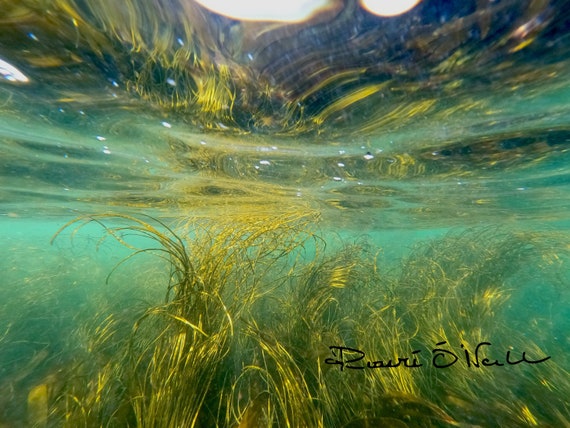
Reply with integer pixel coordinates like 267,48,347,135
1,1,570,426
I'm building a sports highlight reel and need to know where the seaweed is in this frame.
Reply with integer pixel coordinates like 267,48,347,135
6,213,563,426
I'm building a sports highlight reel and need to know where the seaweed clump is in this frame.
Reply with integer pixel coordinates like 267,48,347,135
13,213,567,427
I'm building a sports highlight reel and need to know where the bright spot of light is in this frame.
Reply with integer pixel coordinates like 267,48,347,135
194,0,335,22
0,58,29,83
360,0,421,17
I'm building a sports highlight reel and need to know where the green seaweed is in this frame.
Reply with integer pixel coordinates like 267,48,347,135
2,213,565,427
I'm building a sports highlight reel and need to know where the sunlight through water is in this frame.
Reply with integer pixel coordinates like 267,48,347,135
0,1,569,426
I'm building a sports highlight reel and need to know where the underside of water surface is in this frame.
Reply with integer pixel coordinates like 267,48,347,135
0,1,569,427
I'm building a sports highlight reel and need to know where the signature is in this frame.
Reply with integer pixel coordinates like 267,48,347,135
324,341,551,371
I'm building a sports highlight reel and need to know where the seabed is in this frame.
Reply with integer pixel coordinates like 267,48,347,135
0,212,567,427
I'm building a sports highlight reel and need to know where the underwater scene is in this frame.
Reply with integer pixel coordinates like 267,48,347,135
1,0,569,426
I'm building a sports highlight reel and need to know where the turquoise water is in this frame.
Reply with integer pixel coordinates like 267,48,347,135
1,1,570,426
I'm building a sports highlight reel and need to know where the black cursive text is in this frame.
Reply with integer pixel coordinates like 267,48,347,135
324,342,551,371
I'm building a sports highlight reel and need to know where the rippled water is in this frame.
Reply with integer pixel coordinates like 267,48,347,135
1,1,569,426
3,77,569,229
